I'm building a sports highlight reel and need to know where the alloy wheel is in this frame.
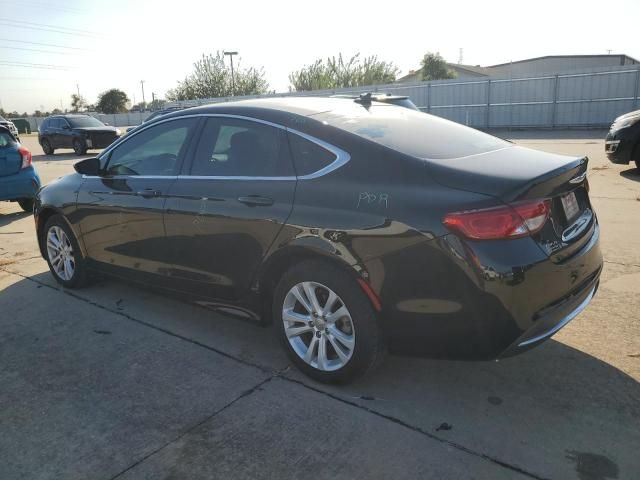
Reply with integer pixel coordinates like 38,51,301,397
46,226,75,281
282,281,355,371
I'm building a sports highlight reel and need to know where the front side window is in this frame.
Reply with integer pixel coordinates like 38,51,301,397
105,118,197,176
190,117,293,177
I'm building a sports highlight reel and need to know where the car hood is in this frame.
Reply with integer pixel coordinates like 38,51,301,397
613,109,640,122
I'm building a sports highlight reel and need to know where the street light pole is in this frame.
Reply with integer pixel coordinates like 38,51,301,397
140,80,146,108
224,51,238,96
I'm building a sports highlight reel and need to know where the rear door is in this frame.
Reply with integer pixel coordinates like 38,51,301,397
163,116,296,300
76,117,199,277
0,130,21,177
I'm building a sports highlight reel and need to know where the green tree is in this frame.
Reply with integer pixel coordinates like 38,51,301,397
166,51,269,101
420,52,456,81
96,88,129,114
148,98,167,110
70,94,87,112
289,53,398,91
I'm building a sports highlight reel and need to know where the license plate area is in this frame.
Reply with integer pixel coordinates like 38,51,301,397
561,191,580,222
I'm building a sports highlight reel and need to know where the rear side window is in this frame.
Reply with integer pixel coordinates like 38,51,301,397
190,117,293,177
0,132,16,147
316,105,508,160
287,133,336,176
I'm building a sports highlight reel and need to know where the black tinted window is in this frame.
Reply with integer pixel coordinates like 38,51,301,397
190,118,293,177
106,118,196,176
288,134,336,176
316,105,508,160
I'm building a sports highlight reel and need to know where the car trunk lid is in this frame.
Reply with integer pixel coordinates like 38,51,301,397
428,145,594,261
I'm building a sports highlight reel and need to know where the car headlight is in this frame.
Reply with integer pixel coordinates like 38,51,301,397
115,128,121,136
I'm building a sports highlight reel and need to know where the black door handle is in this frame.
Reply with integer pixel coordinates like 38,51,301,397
136,189,162,198
237,195,274,206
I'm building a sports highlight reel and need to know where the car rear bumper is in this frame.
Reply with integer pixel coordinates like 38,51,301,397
0,166,41,201
368,220,602,360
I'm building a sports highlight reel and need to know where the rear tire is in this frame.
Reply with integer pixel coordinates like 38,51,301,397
41,138,54,155
73,138,87,156
273,260,385,384
18,198,34,212
43,214,89,289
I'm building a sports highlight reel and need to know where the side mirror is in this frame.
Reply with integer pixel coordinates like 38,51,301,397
62,124,70,130
74,157,102,176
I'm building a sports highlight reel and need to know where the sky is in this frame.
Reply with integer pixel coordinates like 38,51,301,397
1,0,639,113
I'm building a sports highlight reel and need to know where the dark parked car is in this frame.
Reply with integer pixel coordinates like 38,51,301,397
34,97,602,383
605,109,640,169
38,114,121,156
0,126,40,211
0,114,19,140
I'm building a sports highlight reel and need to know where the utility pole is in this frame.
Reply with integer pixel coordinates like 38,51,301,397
140,80,146,108
76,83,80,97
224,51,238,96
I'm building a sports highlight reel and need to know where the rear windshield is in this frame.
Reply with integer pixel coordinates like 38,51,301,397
0,131,16,147
67,116,106,128
315,104,508,159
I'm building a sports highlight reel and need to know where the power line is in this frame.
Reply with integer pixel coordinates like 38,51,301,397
0,45,78,55
0,37,91,51
0,18,102,36
0,61,74,71
0,20,103,38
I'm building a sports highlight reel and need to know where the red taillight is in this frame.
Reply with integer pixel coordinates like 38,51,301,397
443,199,551,240
18,146,32,169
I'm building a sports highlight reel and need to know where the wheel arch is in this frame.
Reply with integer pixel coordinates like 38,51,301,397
37,207,86,259
255,243,367,323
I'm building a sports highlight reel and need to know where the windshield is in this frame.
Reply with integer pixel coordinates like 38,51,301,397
316,104,509,159
67,116,106,128
0,115,6,122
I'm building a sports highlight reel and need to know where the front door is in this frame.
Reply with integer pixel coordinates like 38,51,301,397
76,117,199,278
164,116,296,300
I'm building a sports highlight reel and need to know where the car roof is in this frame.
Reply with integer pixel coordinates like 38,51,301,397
169,96,395,120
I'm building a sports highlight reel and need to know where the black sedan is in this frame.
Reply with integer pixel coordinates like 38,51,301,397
605,109,640,169
34,97,602,383
38,114,121,156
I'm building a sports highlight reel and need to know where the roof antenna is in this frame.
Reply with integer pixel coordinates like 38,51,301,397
355,92,372,107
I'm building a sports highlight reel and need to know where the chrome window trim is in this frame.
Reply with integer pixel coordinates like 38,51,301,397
82,174,178,179
97,113,350,181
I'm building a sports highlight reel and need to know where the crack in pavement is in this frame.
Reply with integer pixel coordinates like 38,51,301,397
107,373,283,480
0,266,548,480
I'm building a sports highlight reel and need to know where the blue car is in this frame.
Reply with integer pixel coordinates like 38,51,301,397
0,126,41,212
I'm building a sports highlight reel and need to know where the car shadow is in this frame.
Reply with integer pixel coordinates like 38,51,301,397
620,167,640,182
0,208,30,226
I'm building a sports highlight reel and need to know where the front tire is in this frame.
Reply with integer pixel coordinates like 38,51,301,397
73,138,87,156
18,198,34,212
43,215,89,288
273,260,385,384
41,138,54,155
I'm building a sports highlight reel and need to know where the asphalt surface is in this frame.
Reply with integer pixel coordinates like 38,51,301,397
1,132,638,480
